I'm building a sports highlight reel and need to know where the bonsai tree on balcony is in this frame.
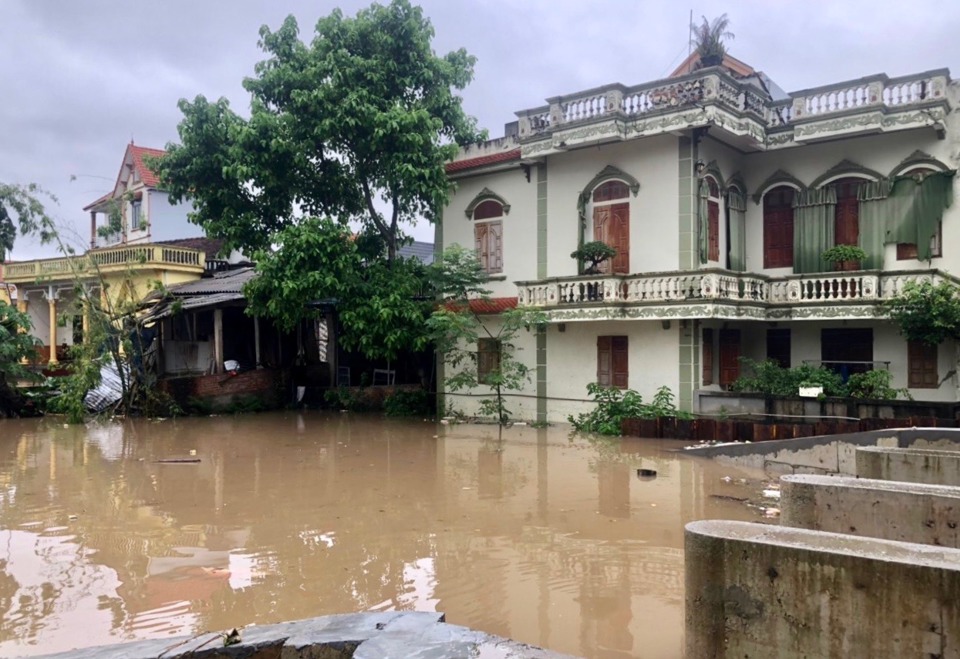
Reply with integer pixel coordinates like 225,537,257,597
821,244,867,272
690,14,734,68
571,241,617,275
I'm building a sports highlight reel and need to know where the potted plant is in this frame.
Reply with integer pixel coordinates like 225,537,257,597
690,14,734,68
571,241,617,275
821,244,867,272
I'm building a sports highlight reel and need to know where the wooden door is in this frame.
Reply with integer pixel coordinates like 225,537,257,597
718,329,741,387
702,328,714,385
593,203,630,274
834,178,860,250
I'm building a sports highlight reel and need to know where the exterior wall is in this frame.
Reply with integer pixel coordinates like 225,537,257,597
856,446,960,485
444,168,537,298
742,129,958,277
146,191,201,243
546,135,680,276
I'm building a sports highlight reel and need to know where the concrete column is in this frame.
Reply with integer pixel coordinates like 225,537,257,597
254,316,262,369
213,308,224,374
47,290,58,365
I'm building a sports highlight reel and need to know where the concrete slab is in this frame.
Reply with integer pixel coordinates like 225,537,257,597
780,473,960,547
685,519,960,658
856,446,960,485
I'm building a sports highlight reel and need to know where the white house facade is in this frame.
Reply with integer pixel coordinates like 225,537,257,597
440,54,959,423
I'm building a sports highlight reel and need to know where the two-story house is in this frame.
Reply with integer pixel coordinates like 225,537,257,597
2,143,215,366
441,53,957,423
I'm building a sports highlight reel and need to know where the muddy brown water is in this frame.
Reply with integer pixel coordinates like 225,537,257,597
0,412,768,658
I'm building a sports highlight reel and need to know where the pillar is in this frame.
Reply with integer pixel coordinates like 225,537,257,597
213,308,224,374
47,290,58,365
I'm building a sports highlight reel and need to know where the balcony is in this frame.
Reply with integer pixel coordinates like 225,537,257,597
515,269,952,322
513,68,950,155
2,244,206,285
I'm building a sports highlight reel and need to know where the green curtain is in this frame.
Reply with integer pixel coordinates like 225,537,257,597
727,188,746,271
698,179,709,264
792,187,836,274
887,171,954,260
857,179,892,270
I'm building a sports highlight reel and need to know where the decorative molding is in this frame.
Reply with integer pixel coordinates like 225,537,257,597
701,160,725,190
752,169,806,204
464,187,510,219
809,159,884,189
889,149,952,177
580,164,641,201
725,171,747,196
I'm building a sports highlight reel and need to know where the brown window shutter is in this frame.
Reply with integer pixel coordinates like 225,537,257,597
478,338,501,384
908,340,938,389
718,329,741,387
610,202,630,274
593,206,610,274
611,336,629,389
474,223,487,271
702,328,714,385
708,200,720,262
763,187,795,269
597,336,612,387
490,221,503,273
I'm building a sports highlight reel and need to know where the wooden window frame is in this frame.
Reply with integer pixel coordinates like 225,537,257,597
763,186,795,269
706,176,720,263
907,340,938,389
477,337,501,385
474,219,503,274
590,181,630,275
597,335,629,389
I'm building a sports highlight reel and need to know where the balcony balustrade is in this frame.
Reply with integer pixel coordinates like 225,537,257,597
2,244,206,284
516,269,950,316
515,68,949,139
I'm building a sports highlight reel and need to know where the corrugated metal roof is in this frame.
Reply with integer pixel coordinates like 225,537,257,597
399,241,435,265
166,267,257,295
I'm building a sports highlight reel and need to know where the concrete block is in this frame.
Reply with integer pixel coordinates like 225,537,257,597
685,520,960,659
780,474,960,547
856,446,960,485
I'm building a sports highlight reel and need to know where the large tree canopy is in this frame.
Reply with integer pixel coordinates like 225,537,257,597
157,0,483,261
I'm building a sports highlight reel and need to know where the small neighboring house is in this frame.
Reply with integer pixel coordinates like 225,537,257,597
442,50,959,423
1,144,224,368
84,142,203,249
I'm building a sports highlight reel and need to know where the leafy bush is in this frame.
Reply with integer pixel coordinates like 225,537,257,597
846,369,908,400
886,280,960,347
384,388,432,417
732,357,903,400
324,386,371,412
821,244,867,266
569,383,690,435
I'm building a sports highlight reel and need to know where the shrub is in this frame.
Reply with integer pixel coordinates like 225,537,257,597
384,388,433,417
569,383,690,435
846,369,908,400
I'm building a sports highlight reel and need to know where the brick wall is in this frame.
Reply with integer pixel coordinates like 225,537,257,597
160,368,287,409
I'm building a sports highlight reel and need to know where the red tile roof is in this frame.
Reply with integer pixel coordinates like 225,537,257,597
446,149,521,174
129,145,165,187
445,297,518,314
670,52,756,78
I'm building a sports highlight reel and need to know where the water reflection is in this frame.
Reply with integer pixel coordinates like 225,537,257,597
0,413,763,658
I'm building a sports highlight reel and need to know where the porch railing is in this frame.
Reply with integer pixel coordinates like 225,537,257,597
516,269,949,309
2,244,206,282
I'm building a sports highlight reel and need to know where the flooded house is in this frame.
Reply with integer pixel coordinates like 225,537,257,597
441,51,957,423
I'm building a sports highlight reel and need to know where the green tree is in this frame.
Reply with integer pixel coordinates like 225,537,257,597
0,183,58,261
0,301,40,417
426,246,546,426
690,14,734,66
885,280,960,347
243,217,433,360
156,0,484,262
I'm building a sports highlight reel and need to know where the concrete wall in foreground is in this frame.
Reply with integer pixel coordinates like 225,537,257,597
780,474,960,547
685,520,960,659
856,447,960,486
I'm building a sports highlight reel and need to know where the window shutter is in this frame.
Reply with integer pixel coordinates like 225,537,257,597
708,200,720,262
597,336,612,387
611,336,629,389
490,221,503,273
908,340,938,388
610,203,630,274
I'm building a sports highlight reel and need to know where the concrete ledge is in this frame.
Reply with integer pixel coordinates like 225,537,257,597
685,519,960,658
683,427,960,476
857,446,960,485
780,474,960,547
34,611,577,659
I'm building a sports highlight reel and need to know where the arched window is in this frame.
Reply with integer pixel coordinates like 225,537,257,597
471,199,503,274
591,180,630,274
763,186,795,268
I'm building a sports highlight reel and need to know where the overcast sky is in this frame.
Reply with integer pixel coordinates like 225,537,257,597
2,0,958,259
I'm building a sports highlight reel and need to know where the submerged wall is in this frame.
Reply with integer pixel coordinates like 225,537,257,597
856,446,960,486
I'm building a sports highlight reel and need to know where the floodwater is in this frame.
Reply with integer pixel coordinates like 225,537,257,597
0,412,767,658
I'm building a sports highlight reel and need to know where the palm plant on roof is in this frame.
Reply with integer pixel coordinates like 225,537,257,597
691,14,734,68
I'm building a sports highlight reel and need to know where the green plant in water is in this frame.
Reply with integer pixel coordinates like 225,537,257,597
383,388,432,417
569,383,690,436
